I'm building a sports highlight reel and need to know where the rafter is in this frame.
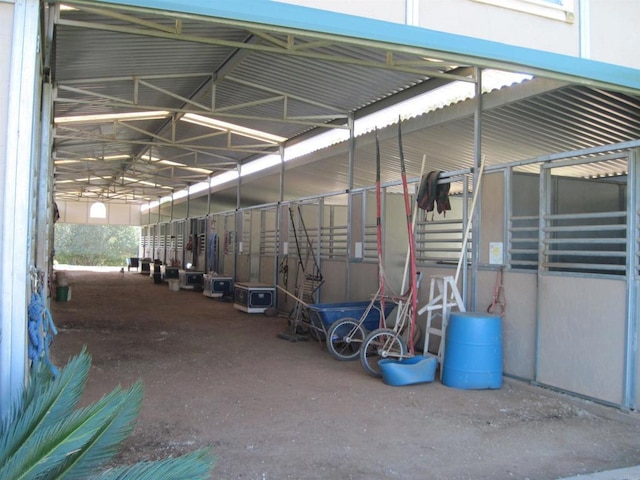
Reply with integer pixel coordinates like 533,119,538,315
55,5,473,82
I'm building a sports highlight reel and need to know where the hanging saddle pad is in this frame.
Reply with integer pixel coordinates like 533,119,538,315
417,171,451,214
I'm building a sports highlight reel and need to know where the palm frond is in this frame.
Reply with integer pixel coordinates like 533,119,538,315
0,348,91,467
0,386,127,480
0,347,217,480
54,380,144,480
88,448,216,480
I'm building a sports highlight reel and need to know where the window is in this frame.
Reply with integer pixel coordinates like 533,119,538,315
471,0,574,22
89,201,106,219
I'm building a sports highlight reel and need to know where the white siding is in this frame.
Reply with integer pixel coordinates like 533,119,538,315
275,0,639,69
57,200,143,226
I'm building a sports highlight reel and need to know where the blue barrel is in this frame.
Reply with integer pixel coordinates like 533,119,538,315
442,312,502,389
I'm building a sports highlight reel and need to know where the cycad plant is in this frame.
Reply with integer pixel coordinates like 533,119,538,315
0,348,216,479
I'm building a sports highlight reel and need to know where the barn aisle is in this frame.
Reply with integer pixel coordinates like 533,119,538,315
51,269,640,480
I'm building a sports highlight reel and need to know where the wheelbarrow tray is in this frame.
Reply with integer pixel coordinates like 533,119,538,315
307,300,397,331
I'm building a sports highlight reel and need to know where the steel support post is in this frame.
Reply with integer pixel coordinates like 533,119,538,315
623,148,639,409
470,67,483,310
346,114,355,300
0,0,40,419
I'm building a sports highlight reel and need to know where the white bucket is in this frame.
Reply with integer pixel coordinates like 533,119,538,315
168,279,180,292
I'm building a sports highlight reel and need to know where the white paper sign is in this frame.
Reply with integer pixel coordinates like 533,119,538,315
489,242,503,265
354,242,363,258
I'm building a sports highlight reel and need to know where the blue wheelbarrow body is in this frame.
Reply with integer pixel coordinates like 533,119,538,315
307,300,397,332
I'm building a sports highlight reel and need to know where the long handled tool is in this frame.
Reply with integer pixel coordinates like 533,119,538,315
397,153,426,347
375,129,386,328
397,121,419,354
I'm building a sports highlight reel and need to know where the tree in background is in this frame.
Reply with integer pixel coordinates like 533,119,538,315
55,224,140,266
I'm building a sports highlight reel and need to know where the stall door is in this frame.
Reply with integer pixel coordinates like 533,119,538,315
535,156,631,406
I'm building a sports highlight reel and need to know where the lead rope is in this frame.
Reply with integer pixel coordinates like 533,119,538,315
27,269,59,377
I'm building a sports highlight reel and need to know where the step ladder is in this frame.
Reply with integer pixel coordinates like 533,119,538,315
418,275,465,375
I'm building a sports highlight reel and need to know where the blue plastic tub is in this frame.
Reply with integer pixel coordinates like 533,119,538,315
379,355,438,386
307,300,397,331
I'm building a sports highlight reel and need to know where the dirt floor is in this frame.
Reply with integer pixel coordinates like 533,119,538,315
49,269,640,480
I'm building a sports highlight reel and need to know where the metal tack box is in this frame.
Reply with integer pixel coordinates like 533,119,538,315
233,282,275,313
178,270,204,290
203,274,233,298
161,265,180,281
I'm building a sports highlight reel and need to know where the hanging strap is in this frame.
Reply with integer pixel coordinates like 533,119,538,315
297,205,323,281
28,270,59,377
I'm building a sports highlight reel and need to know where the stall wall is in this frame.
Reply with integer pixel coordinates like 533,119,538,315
384,193,411,294
348,262,379,302
319,260,348,303
479,172,505,265
503,271,537,381
537,276,626,405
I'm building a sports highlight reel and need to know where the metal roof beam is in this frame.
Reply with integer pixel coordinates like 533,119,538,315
54,132,279,155
55,16,473,82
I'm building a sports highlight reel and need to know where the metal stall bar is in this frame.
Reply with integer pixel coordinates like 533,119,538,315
346,113,355,300
533,160,551,383
624,148,639,409
470,67,483,310
36,82,54,300
275,145,285,295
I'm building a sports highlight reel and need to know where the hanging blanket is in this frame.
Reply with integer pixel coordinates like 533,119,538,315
417,170,451,215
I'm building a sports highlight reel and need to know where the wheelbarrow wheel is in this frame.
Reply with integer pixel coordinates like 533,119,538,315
326,317,365,361
360,328,407,377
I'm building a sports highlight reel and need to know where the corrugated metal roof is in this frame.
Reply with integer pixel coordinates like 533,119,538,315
50,1,640,209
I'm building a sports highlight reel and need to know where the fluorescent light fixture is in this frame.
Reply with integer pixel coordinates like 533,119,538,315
93,154,131,161
67,175,113,182
54,154,130,164
158,159,187,167
55,179,77,184
185,166,212,175
181,114,286,144
54,110,170,125
54,160,82,165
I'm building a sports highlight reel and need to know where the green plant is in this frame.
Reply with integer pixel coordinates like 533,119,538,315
0,348,216,479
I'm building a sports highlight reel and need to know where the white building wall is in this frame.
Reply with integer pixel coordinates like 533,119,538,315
275,0,640,69
0,2,14,213
1,0,40,418
590,0,640,68
56,200,143,226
